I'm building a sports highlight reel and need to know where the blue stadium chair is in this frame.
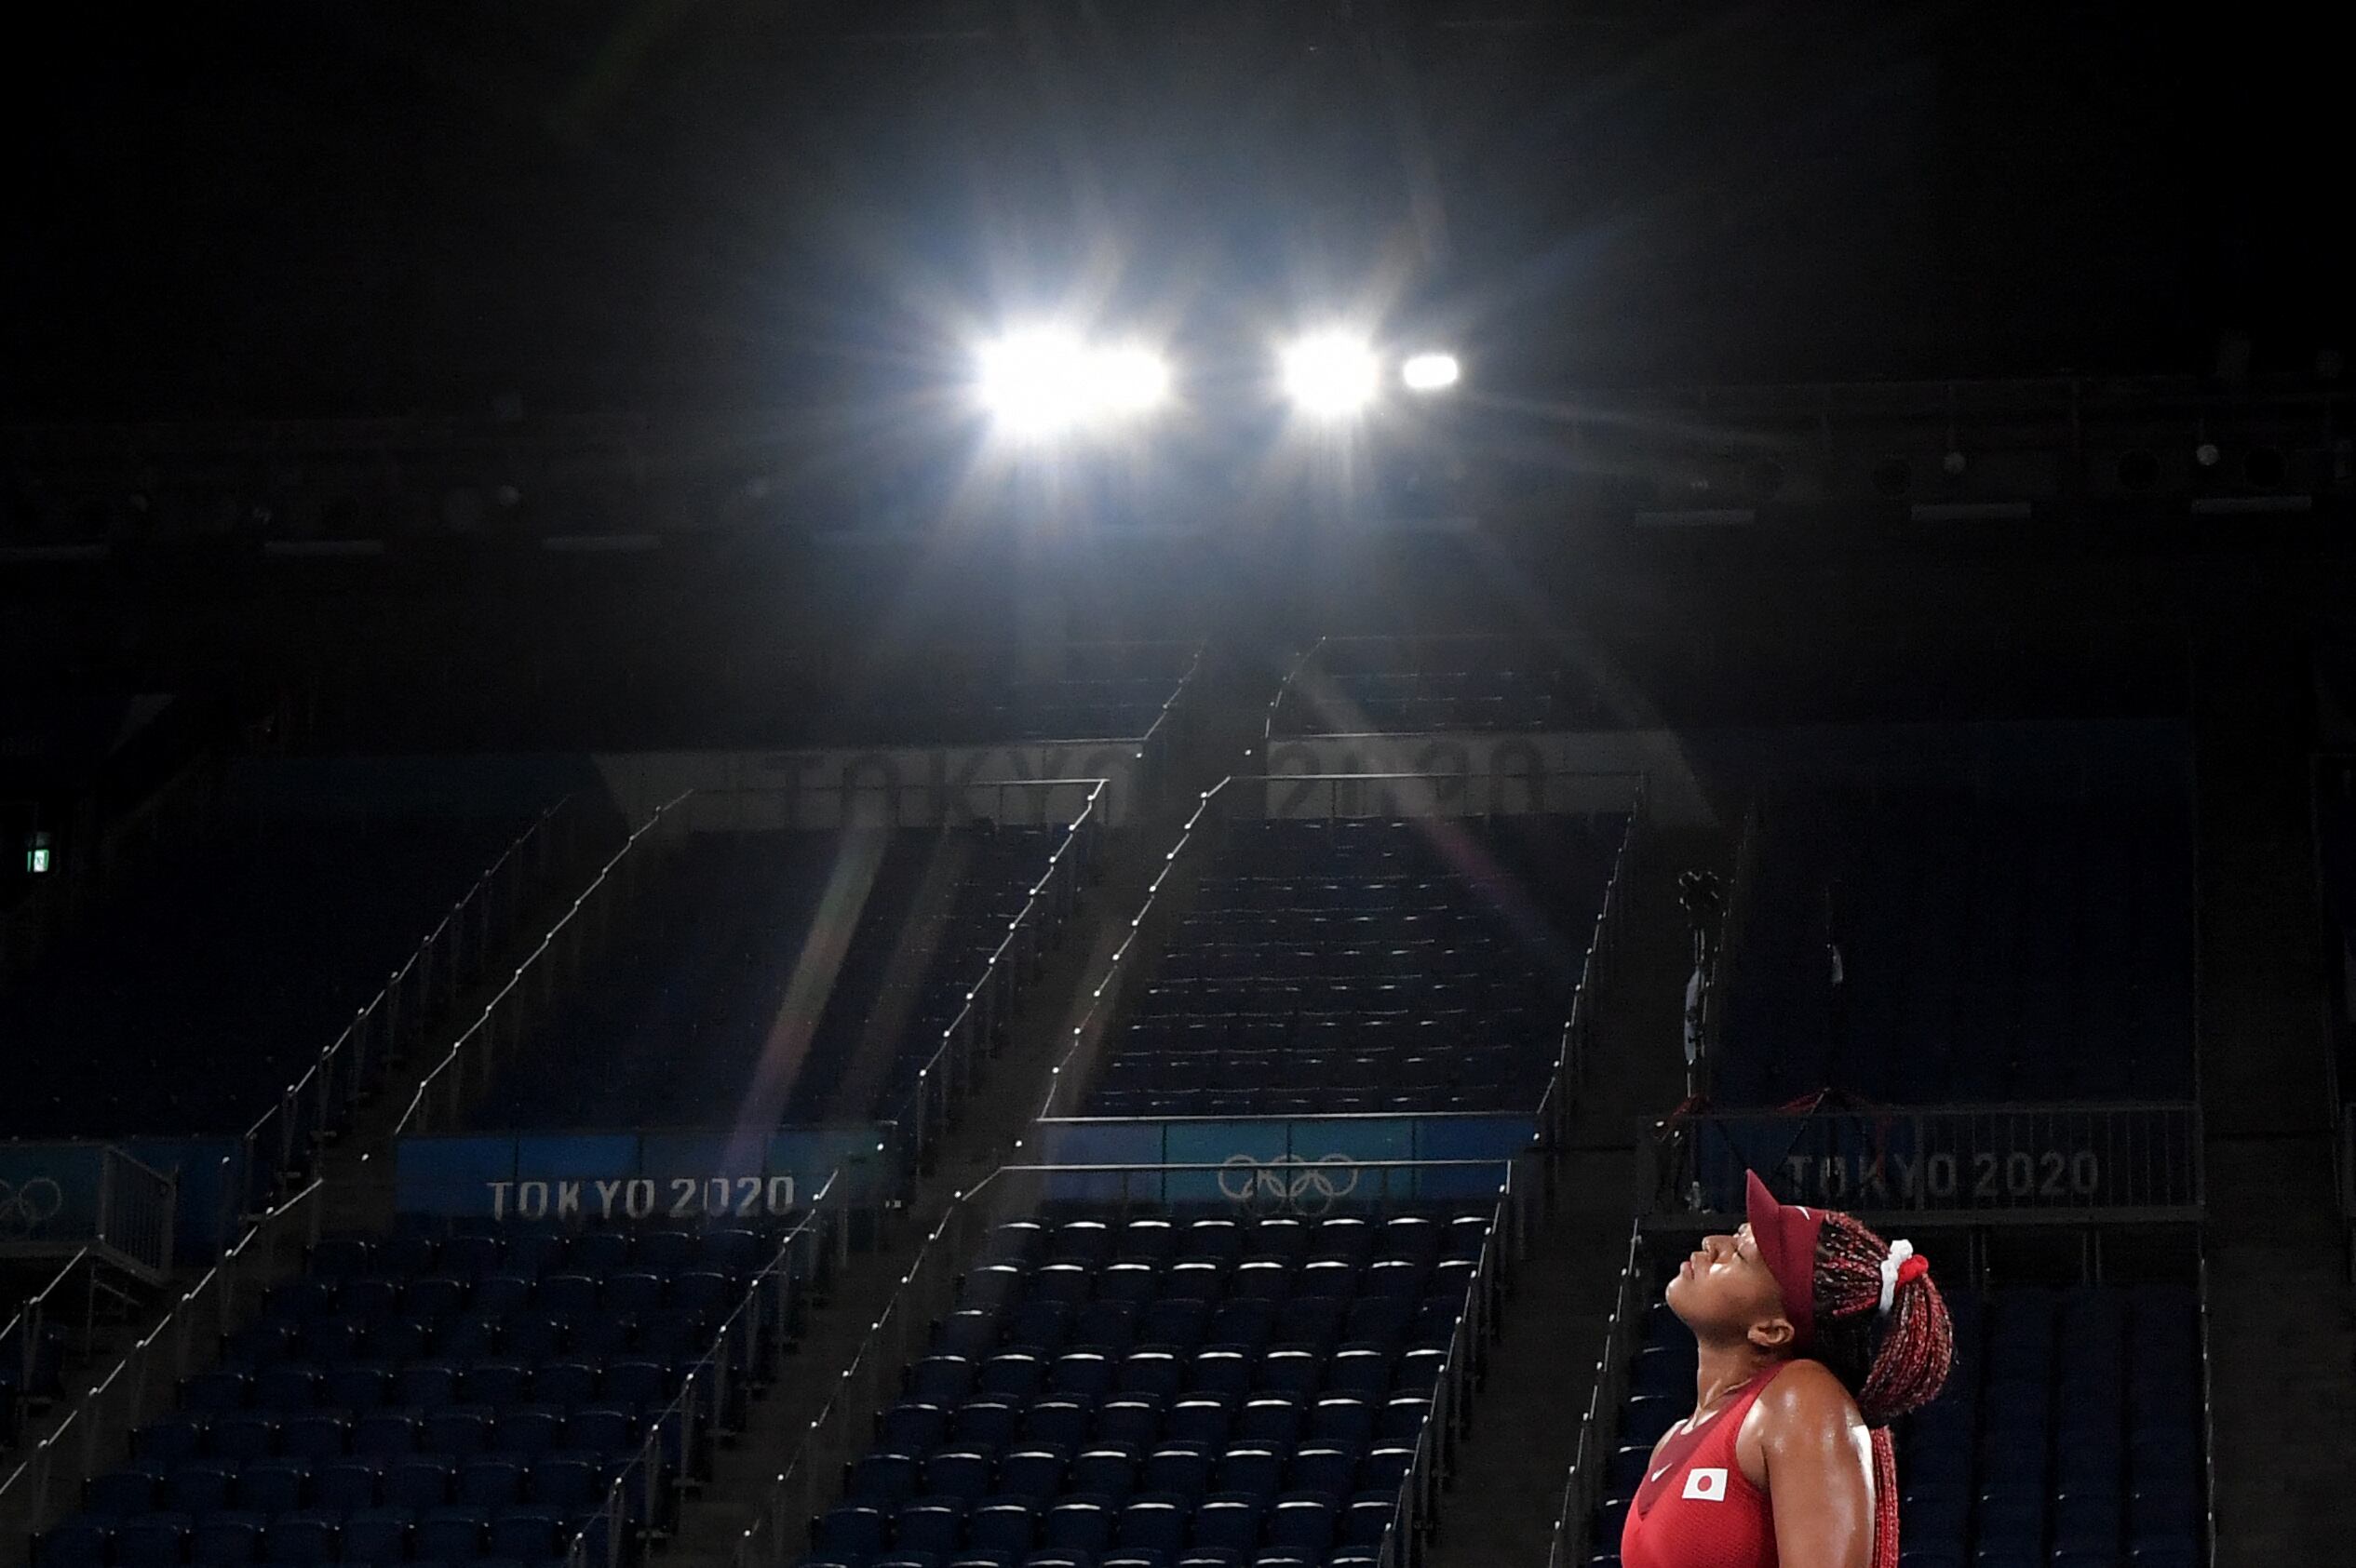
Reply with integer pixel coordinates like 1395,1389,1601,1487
952,1398,1024,1451
163,1462,239,1516
1049,1353,1116,1401
1214,1450,1283,1506
981,1353,1048,1400
1138,1448,1209,1504
417,1506,490,1561
816,1503,893,1561
1190,1497,1260,1554
326,1364,392,1412
883,1403,952,1454
209,1413,280,1463
316,1458,384,1510
352,1412,421,1458
531,1360,599,1411
340,1508,415,1566
339,1280,401,1322
235,1458,313,1513
1043,1499,1116,1554
1356,1450,1412,1495
527,1452,603,1509
968,1500,1039,1557
310,1239,373,1281
852,1452,925,1508
402,1362,463,1411
403,1278,470,1323
84,1468,161,1518
1118,1496,1189,1556
138,1414,209,1467
458,1456,528,1508
939,1309,1005,1358
1139,1301,1209,1349
437,1317,503,1363
112,1515,193,1568
36,1518,110,1568
494,1407,566,1456
424,1406,496,1456
600,1359,670,1411
504,1317,572,1363
281,1411,351,1462
1009,1400,1084,1454
472,1275,536,1319
923,1451,995,1503
191,1511,267,1566
1264,1496,1335,1559
461,1361,532,1407
1284,1447,1355,1502
992,1449,1069,1507
910,1356,980,1406
1343,1494,1393,1547
184,1369,252,1414
387,1457,457,1510
489,1508,562,1561
896,1498,971,1557
441,1235,505,1281
1233,1397,1304,1449
263,1511,340,1565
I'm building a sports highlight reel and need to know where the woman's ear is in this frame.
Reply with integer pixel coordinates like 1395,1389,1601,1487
1746,1314,1796,1355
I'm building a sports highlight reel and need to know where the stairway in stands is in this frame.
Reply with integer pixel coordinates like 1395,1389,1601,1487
1422,823,1731,1568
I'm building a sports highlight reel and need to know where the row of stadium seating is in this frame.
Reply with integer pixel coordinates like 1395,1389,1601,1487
471,826,1070,1130
36,1220,796,1568
1587,1281,2203,1568
798,1210,1493,1568
1717,791,2194,1105
1086,815,1623,1119
1,811,541,1139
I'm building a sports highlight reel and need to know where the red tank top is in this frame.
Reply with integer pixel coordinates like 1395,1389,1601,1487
1620,1368,1782,1568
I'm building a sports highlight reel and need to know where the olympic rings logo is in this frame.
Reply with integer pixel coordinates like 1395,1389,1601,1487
1217,1153,1361,1216
0,1178,66,1241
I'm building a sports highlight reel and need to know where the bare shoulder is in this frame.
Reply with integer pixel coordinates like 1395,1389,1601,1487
1753,1360,1865,1438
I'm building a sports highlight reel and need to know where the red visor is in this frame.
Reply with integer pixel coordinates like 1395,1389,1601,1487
1744,1171,1826,1352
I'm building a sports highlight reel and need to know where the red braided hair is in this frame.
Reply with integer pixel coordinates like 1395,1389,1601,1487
1804,1212,1954,1568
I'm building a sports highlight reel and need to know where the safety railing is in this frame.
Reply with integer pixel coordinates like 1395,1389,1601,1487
885,783,1107,1170
1259,638,1326,744
1033,781,1232,1124
1545,1224,1648,1568
566,1172,846,1568
1530,783,1649,1176
2342,1106,2355,1280
1238,768,1649,824
243,797,581,1199
393,796,690,1137
0,1252,92,1441
2194,1242,2220,1568
91,1149,176,1281
1689,797,1758,1100
0,1181,324,1563
1641,1101,2207,1225
727,1155,1531,1568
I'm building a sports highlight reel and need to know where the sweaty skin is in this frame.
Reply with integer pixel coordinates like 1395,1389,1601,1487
1656,1223,1877,1568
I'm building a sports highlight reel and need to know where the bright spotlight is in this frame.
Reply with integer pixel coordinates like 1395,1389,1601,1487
1281,330,1380,418
1401,352,1461,392
977,328,1091,436
977,330,1169,436
1087,344,1170,417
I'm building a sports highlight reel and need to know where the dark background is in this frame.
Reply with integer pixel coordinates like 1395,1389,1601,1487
4,0,2343,421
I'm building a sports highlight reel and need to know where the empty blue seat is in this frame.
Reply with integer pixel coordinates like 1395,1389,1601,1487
353,1412,421,1458
37,1518,111,1568
459,1456,528,1508
816,1503,891,1561
84,1468,161,1518
191,1511,266,1566
388,1457,456,1509
236,1458,313,1513
263,1511,340,1565
418,1506,490,1561
341,1508,415,1566
163,1463,238,1516
316,1459,384,1510
528,1451,604,1509
489,1508,562,1560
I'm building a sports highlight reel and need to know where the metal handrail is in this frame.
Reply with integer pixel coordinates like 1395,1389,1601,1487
0,1181,325,1561
884,784,1107,1167
2194,1241,2220,1568
1032,779,1232,1125
393,794,691,1137
0,1252,93,1427
566,1172,844,1568
1259,637,1327,744
1545,1223,1648,1568
239,796,579,1205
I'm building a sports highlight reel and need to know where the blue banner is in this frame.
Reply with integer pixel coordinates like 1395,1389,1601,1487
1034,1115,1532,1212
0,1146,105,1248
394,1126,896,1222
1680,1106,2200,1214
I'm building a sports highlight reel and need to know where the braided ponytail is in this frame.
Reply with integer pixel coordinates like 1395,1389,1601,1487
1805,1212,1954,1568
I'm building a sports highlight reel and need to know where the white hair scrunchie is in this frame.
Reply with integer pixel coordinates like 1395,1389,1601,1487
1878,1239,1915,1316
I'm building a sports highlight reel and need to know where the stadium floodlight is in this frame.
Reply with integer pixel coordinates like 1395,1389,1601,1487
1400,352,1461,392
977,327,1093,436
977,329,1171,436
1280,330,1380,418
1085,343,1171,418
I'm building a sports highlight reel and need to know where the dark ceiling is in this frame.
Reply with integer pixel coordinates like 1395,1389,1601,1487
5,0,2342,420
